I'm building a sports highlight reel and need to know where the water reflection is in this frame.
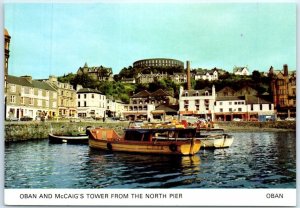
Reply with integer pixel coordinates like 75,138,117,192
5,131,296,188
82,150,201,188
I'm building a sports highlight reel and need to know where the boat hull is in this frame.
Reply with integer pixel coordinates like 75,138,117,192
199,134,234,149
49,133,89,144
89,138,201,155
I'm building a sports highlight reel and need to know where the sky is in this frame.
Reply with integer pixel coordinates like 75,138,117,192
4,3,296,79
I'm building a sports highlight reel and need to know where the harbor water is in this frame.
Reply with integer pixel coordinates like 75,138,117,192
5,131,296,188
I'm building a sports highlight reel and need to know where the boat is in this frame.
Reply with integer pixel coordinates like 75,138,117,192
88,127,201,155
48,133,89,144
196,129,234,149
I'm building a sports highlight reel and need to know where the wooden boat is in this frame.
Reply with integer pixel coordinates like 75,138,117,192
88,127,201,155
48,133,89,144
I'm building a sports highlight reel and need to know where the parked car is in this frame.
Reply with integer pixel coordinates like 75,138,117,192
119,117,126,121
7,117,18,121
249,117,258,122
20,116,33,121
233,118,241,121
285,117,295,121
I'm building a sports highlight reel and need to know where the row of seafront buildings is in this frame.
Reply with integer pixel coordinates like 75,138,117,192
4,73,276,122
4,29,296,121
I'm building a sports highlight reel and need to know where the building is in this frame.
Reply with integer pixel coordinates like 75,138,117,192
194,69,218,81
45,76,77,118
214,96,247,121
214,95,275,121
77,87,106,119
169,73,187,84
233,66,250,76
214,86,275,121
120,77,136,84
136,72,186,84
122,104,155,121
136,72,168,84
269,64,296,118
4,28,10,76
133,58,184,69
107,99,125,118
77,62,113,82
179,85,216,120
130,89,177,106
6,75,57,120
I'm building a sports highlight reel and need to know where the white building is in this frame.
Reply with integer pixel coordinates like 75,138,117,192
194,69,218,81
233,67,250,76
214,95,275,121
77,88,106,119
107,99,125,118
179,85,216,120
214,96,247,121
122,104,155,121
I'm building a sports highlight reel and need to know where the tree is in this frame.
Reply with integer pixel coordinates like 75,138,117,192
252,70,261,83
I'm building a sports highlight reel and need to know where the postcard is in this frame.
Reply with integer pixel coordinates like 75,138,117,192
3,1,296,206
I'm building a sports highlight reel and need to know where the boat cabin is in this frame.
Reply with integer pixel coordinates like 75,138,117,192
124,128,196,142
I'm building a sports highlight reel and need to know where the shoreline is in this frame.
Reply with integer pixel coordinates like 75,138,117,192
4,120,296,142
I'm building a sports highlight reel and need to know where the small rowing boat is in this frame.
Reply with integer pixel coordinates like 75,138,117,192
48,133,89,144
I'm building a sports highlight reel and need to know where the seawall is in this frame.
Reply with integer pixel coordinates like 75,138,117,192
4,121,296,142
4,121,129,143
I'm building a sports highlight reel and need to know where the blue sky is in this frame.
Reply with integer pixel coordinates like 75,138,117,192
4,3,296,79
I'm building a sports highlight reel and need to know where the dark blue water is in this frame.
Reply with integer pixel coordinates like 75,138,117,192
5,131,296,188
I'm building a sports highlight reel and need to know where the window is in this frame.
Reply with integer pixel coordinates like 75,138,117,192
279,99,285,106
53,101,57,108
29,98,34,105
269,104,272,110
229,102,232,105
238,108,242,112
38,90,42,97
53,92,57,99
10,84,16,92
21,97,25,104
220,108,223,112
78,94,80,99
234,102,237,105
229,108,232,112
30,88,34,95
219,102,222,105
251,104,253,111
46,101,49,107
196,106,199,110
46,91,49,97
78,102,80,107
10,95,16,103
84,94,87,99
260,104,263,111
92,94,94,99
84,101,86,107
37,99,42,107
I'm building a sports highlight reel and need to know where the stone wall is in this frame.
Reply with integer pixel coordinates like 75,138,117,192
5,121,129,142
4,121,295,142
216,121,296,131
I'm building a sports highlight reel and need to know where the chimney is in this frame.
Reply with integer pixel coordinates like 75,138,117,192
186,61,191,91
283,64,288,76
